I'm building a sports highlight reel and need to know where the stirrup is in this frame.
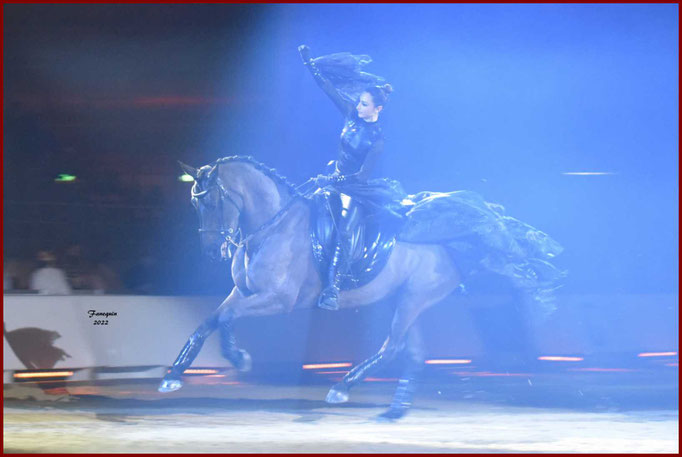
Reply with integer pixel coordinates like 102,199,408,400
318,285,340,311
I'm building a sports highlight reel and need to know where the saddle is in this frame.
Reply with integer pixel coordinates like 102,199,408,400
308,189,401,290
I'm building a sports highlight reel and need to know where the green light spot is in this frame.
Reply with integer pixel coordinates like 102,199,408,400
179,174,195,182
55,174,77,182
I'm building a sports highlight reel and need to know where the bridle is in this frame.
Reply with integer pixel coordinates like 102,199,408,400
193,176,243,250
192,170,303,254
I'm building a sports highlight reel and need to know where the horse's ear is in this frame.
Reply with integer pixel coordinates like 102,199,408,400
207,164,218,180
178,161,198,178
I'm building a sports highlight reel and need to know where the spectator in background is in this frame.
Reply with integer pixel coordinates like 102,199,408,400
4,265,13,291
125,252,161,294
62,243,121,294
62,244,89,290
29,250,72,295
4,258,16,291
94,251,125,293
4,258,34,291
90,250,125,294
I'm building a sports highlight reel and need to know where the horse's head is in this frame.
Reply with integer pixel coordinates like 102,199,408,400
179,161,242,262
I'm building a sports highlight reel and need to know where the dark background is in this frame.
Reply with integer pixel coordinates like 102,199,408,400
3,4,678,296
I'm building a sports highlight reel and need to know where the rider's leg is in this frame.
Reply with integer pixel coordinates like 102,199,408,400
318,194,358,311
317,239,346,310
158,312,220,392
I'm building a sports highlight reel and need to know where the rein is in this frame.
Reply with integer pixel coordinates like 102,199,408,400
237,191,302,247
201,176,306,251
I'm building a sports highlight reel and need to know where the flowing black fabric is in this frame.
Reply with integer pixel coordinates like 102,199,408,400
306,50,565,318
330,178,408,220
399,190,566,318
309,51,405,221
311,52,387,105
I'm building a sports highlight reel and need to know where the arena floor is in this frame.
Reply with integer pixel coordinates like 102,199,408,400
3,371,678,453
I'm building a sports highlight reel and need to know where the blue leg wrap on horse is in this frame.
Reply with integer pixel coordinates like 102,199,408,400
343,352,385,387
166,316,218,378
167,332,206,378
376,377,417,421
389,377,416,410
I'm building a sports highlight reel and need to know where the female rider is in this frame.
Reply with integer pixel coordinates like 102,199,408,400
298,44,402,311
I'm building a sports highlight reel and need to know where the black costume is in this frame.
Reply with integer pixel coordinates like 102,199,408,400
301,48,405,310
302,50,406,214
300,47,565,318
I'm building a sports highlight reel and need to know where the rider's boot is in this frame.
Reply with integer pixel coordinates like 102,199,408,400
318,241,346,311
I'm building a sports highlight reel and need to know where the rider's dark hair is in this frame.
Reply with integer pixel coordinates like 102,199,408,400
364,84,393,107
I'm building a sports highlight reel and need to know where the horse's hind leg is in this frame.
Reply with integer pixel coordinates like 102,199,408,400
325,300,426,404
325,321,426,413
375,248,460,419
327,248,459,413
325,339,394,404
158,312,220,393
376,323,425,421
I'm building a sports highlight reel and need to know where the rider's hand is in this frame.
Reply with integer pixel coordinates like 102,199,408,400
298,45,312,64
314,173,332,187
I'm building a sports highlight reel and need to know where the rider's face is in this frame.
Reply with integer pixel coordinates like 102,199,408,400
356,92,382,121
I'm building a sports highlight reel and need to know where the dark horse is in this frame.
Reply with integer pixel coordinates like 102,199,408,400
160,156,556,420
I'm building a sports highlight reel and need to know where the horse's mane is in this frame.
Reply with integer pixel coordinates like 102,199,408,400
214,155,299,197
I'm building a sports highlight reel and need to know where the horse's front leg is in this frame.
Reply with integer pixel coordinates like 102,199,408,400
158,311,221,392
215,286,291,372
157,286,286,393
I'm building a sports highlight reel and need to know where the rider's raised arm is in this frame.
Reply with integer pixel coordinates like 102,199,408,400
299,45,354,117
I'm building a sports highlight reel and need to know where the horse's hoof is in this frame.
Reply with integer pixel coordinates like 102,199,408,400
375,407,408,422
158,378,183,393
325,384,349,404
235,349,252,372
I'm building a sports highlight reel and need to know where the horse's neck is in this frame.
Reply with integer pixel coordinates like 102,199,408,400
224,162,291,234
